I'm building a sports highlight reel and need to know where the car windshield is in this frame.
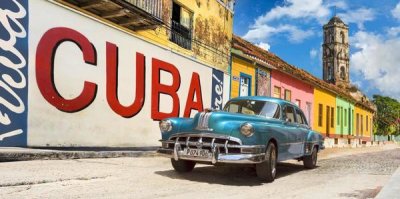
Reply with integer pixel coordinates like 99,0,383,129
223,100,280,119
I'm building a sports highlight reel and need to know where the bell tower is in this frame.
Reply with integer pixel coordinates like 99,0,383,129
322,16,350,87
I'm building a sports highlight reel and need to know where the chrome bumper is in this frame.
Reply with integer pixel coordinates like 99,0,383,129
157,140,266,164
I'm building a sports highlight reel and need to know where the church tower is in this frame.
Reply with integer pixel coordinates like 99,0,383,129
322,16,350,87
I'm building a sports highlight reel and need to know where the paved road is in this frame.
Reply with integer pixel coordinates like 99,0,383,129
0,145,399,199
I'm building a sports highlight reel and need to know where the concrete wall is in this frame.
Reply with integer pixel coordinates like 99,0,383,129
270,71,314,127
0,0,231,147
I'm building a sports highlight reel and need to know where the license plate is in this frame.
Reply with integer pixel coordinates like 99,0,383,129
183,148,210,158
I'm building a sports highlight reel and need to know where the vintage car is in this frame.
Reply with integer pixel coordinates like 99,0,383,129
157,96,324,182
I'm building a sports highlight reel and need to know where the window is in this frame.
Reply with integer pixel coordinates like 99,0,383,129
295,109,304,124
224,100,280,119
337,106,340,125
340,67,346,80
340,31,345,43
284,89,291,101
273,86,281,98
361,115,364,135
295,99,301,107
171,2,192,49
366,115,369,131
356,113,359,135
284,106,295,123
318,104,323,127
344,109,347,126
300,110,309,125
331,107,334,128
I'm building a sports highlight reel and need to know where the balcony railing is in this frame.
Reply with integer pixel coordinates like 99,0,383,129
60,0,163,31
170,20,192,50
124,0,162,20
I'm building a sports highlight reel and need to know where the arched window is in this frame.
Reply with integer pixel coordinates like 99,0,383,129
340,31,345,43
340,66,346,80
331,33,334,43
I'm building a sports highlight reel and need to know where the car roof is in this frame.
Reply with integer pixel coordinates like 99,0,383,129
228,96,299,108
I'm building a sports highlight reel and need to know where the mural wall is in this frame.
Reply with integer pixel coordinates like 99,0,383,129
0,0,230,147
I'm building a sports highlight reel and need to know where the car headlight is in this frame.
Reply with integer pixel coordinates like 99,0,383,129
159,120,172,133
240,123,254,137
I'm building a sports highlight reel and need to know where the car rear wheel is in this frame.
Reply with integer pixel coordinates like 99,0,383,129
171,159,196,173
256,142,277,182
303,146,318,169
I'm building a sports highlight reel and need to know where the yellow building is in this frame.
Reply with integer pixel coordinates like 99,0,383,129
230,56,256,98
58,0,234,73
313,88,336,137
355,105,374,141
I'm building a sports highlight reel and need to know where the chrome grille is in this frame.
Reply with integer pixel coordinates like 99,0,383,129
167,133,242,154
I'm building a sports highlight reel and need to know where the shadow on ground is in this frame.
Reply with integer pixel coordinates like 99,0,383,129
155,162,308,186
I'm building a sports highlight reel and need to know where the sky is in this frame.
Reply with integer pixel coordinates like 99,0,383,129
234,0,400,101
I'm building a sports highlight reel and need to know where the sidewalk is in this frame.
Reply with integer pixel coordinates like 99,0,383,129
375,166,400,199
0,147,158,162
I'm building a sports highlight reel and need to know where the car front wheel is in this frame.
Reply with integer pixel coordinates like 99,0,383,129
171,159,196,173
303,146,318,169
256,142,277,182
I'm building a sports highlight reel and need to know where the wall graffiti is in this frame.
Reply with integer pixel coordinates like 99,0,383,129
0,0,28,146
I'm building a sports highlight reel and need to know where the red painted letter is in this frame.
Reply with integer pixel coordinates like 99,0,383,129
106,42,145,118
36,27,97,112
183,73,204,117
151,58,180,120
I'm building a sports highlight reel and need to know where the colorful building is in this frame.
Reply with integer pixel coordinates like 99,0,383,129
313,88,336,137
355,105,374,141
231,33,376,146
270,70,314,127
230,37,272,99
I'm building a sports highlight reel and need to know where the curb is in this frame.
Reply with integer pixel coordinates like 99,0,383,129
0,147,159,162
375,166,400,199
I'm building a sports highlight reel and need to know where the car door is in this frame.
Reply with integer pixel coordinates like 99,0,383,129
282,105,303,159
294,108,309,157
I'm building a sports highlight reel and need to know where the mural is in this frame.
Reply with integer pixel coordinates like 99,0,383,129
0,0,28,146
256,68,270,96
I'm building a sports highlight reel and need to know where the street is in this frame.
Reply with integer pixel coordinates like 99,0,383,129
0,145,399,199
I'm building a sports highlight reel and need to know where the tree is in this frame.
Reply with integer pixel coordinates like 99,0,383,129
372,95,400,136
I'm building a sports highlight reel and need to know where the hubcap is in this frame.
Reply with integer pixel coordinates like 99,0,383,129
271,149,276,176
312,150,317,165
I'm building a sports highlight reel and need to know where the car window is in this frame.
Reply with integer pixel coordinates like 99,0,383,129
295,108,304,124
300,110,309,126
284,106,295,123
223,100,280,119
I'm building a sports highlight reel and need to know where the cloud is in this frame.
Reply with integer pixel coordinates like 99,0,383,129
254,0,330,25
392,2,400,20
350,31,400,100
257,42,270,51
338,8,375,29
309,48,318,59
387,27,400,37
243,24,314,44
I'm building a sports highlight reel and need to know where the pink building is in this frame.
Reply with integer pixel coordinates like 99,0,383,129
271,70,314,127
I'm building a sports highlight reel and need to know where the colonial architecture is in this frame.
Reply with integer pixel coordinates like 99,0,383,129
322,16,350,88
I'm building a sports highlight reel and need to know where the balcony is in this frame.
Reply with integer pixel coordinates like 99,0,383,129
60,0,163,31
170,20,192,50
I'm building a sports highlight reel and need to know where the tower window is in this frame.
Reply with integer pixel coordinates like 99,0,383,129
340,66,346,80
340,31,345,43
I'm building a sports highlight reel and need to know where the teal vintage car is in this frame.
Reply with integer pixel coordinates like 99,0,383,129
157,96,324,182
